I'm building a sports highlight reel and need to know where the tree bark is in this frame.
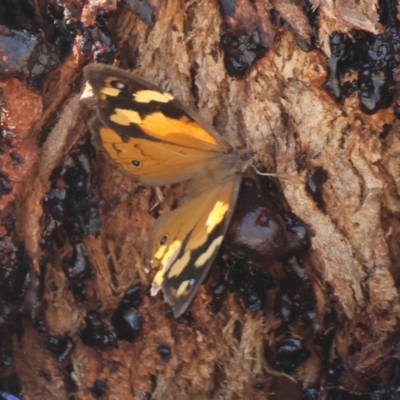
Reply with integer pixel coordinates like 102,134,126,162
1,0,400,399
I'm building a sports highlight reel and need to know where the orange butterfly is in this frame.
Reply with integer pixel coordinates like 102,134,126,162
85,64,244,317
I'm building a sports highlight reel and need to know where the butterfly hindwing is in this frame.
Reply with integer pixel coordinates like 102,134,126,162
90,118,228,186
149,176,241,317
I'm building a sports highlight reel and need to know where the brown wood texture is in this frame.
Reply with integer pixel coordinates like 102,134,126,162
1,0,400,399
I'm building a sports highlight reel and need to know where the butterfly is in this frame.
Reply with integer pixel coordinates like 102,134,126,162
84,64,247,317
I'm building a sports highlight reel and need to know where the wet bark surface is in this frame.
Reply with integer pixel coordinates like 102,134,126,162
1,0,400,399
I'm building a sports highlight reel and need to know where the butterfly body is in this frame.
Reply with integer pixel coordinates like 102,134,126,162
85,64,244,316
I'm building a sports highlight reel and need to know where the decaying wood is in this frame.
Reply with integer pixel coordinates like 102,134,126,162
1,0,400,399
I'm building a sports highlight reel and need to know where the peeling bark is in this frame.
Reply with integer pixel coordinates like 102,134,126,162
1,0,400,399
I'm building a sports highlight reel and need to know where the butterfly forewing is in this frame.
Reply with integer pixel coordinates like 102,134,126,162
85,64,230,152
149,176,241,317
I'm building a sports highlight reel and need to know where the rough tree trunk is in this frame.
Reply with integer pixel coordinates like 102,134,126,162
1,0,400,399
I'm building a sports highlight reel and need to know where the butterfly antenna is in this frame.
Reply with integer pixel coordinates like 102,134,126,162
250,164,289,180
